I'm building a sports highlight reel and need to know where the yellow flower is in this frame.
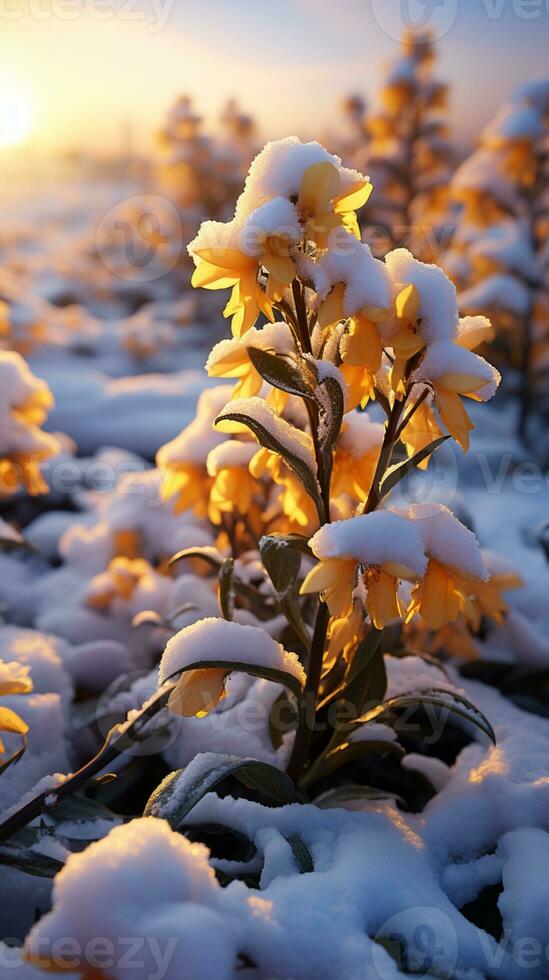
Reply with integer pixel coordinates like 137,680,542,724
462,568,523,631
331,414,383,500
192,245,275,336
86,557,151,610
159,460,212,517
168,666,228,717
112,529,142,559
157,389,228,517
415,329,500,453
297,161,372,247
0,354,60,497
389,283,426,394
0,707,29,759
407,557,475,630
206,322,294,401
339,313,384,410
207,441,260,525
250,447,318,533
400,399,444,469
404,503,487,630
301,556,408,628
0,660,32,759
324,599,365,672
300,556,358,618
302,512,426,627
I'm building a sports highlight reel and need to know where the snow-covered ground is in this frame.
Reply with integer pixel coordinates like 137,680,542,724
1,174,549,980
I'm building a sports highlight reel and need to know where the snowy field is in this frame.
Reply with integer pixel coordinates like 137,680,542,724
1,159,549,980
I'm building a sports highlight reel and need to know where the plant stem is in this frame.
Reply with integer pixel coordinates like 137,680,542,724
285,276,333,782
292,280,312,355
287,600,329,782
0,684,175,843
362,393,408,514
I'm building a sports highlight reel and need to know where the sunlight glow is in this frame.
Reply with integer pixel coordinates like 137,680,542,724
0,83,34,149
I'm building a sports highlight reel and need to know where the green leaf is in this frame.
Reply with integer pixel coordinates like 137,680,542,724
42,794,119,828
280,593,311,652
316,375,344,455
313,783,405,809
269,691,298,750
260,535,302,596
356,687,496,744
346,627,384,684
0,742,26,778
247,347,316,400
0,842,64,879
144,755,301,825
218,558,235,621
215,410,323,518
165,659,304,701
302,734,403,786
344,631,387,716
168,547,224,571
379,435,450,500
286,834,314,873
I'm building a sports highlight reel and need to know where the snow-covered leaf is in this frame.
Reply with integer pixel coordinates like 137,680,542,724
313,784,405,809
165,658,304,701
247,347,316,400
215,408,322,514
0,842,64,879
144,754,301,824
286,834,314,873
317,375,344,455
357,687,496,743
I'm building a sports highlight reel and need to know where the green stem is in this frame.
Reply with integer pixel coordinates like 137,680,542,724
0,685,175,843
286,600,329,782
362,393,407,514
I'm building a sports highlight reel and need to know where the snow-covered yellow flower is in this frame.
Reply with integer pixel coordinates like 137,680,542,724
0,352,60,497
206,322,294,401
301,512,427,628
331,413,383,500
157,388,229,517
206,441,260,525
86,557,152,610
339,313,384,410
297,161,372,246
405,504,487,630
250,447,318,534
191,245,275,336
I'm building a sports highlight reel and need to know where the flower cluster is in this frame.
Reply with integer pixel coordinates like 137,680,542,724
153,136,506,760
444,80,549,434
343,29,454,262
0,351,60,496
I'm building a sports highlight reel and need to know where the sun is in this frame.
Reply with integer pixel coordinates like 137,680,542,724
0,84,34,149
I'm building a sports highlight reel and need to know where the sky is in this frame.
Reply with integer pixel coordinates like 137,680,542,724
2,0,549,156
